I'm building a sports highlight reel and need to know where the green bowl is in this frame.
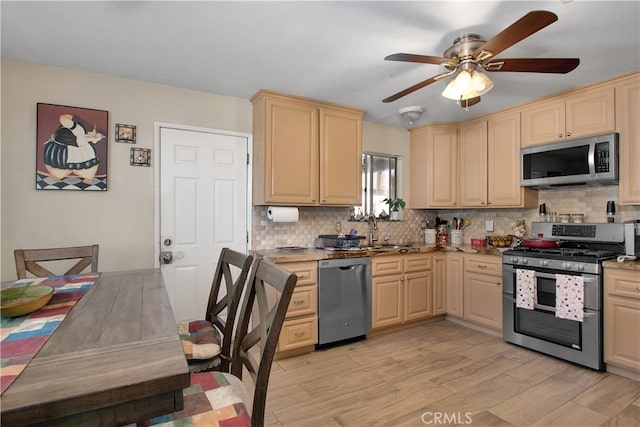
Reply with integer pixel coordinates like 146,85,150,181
1,285,54,317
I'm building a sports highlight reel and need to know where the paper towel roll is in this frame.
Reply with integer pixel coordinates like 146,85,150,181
267,206,299,222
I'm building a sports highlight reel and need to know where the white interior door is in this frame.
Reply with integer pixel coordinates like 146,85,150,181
159,126,249,322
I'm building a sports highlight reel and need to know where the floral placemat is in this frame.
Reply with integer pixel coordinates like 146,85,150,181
0,273,100,395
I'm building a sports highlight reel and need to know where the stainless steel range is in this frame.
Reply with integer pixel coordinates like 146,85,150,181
502,222,625,370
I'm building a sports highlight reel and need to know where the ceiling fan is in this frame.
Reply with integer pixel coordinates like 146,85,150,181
382,10,580,107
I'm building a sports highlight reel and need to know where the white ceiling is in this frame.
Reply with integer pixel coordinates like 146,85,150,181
2,1,639,129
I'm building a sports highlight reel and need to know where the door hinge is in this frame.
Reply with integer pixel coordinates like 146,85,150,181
246,231,249,244
246,153,250,165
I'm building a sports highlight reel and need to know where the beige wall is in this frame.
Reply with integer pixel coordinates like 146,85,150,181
1,60,252,280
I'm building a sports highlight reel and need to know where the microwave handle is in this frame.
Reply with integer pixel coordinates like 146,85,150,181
588,142,596,175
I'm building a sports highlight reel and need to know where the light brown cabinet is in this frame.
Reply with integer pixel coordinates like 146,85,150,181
604,267,640,372
458,119,487,207
487,111,538,208
463,254,503,330
412,113,535,209
521,85,615,147
276,261,318,355
446,252,465,318
371,253,434,330
433,254,447,316
410,124,458,208
251,90,363,206
615,74,640,205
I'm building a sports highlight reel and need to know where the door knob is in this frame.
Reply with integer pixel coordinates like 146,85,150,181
160,251,173,264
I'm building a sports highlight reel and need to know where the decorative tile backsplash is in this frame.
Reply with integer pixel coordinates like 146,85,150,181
251,186,640,250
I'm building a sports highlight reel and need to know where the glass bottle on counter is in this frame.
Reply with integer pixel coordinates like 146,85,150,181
437,225,449,247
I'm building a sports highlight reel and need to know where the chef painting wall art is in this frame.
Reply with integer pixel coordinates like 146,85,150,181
36,103,108,191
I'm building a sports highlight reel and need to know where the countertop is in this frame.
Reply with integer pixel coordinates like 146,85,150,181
255,243,502,264
603,258,640,271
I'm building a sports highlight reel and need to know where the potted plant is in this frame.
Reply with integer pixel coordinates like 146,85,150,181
382,197,405,220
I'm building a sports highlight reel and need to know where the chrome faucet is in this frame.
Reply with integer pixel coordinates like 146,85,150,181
368,214,378,246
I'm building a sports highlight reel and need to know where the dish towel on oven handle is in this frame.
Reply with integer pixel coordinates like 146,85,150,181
555,274,584,322
516,269,537,310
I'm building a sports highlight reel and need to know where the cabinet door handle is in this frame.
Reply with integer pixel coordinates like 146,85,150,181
636,286,640,291
567,132,572,137
558,133,563,138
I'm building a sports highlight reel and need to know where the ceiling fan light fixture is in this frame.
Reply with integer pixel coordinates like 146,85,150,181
441,69,493,101
398,106,425,125
471,70,494,93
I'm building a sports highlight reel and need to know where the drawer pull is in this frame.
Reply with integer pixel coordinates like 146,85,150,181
477,264,487,269
294,331,306,337
293,300,305,305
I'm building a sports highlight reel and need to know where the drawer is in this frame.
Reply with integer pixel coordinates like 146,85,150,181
286,285,317,318
605,268,640,299
404,253,431,272
372,255,403,276
278,316,318,351
279,261,317,287
464,255,501,276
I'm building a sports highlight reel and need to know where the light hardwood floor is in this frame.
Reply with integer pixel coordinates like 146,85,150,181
264,320,640,426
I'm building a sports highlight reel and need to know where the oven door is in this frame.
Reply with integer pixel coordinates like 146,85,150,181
502,265,603,370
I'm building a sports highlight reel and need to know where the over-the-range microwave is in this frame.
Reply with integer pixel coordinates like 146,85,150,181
520,132,619,189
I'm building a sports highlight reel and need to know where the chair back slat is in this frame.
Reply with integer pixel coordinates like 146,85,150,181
14,245,99,279
204,248,253,372
230,257,297,427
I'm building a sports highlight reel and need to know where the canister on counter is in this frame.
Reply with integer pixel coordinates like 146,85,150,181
424,228,436,245
437,225,449,247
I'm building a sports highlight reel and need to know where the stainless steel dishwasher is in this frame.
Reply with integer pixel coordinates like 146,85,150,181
317,257,371,346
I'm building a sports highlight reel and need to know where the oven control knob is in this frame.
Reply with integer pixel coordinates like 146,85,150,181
576,264,585,271
541,260,549,267
521,258,528,265
561,262,571,269
510,257,518,263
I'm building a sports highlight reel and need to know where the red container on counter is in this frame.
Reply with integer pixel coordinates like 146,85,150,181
471,238,486,248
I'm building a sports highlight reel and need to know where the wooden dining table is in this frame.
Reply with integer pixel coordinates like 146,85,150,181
0,268,190,426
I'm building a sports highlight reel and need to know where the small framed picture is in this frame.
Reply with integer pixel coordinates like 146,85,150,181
115,124,136,143
130,147,151,167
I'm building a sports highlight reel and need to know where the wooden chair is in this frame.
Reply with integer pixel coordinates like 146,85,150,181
178,248,253,373
139,257,297,427
14,245,99,279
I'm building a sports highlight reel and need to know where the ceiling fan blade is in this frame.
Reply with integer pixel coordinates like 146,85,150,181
385,53,455,66
460,97,481,108
383,72,452,103
473,10,558,62
484,58,580,73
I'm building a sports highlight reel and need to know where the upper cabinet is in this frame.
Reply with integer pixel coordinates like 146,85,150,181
458,119,487,207
251,90,364,206
487,111,538,208
615,74,640,205
411,112,537,209
409,123,458,208
521,85,615,147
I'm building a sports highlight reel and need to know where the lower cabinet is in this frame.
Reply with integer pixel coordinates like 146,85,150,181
604,267,640,372
276,261,318,356
371,253,435,330
463,254,503,330
446,253,465,317
433,254,447,315
445,253,503,331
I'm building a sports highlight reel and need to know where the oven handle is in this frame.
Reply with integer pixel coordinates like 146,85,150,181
533,271,597,285
504,295,597,318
